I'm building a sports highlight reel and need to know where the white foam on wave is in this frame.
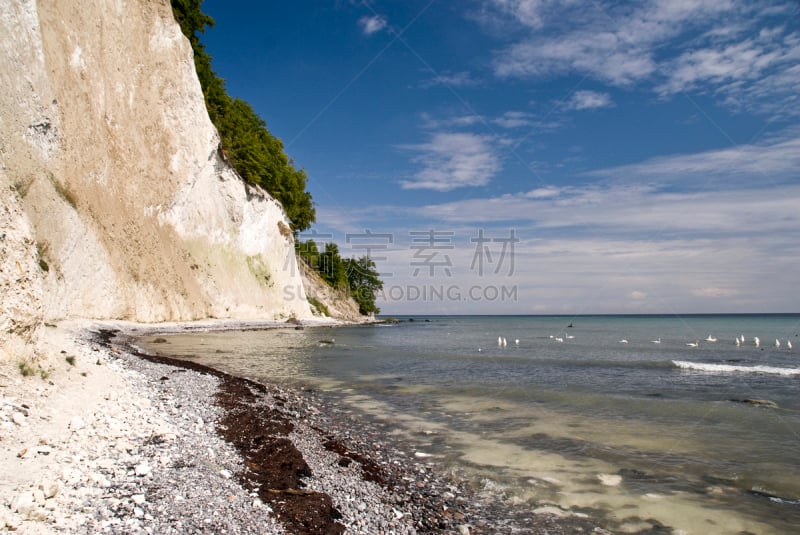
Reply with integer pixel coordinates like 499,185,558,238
672,360,800,376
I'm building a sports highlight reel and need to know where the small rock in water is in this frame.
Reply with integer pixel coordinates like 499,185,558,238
598,473,623,486
741,398,779,409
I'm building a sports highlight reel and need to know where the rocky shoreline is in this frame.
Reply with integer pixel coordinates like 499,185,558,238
1,324,590,534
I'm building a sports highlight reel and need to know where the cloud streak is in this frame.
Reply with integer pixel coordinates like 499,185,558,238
358,14,387,35
565,90,613,110
586,131,800,184
398,132,503,191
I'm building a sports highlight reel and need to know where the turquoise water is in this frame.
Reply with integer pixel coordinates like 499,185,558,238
142,315,800,534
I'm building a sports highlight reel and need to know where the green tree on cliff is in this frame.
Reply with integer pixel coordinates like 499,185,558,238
345,256,383,315
170,0,315,231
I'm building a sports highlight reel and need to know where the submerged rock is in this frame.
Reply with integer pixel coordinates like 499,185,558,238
731,398,779,408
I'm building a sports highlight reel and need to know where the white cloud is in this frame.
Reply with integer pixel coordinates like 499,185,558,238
420,71,480,88
486,0,562,29
492,111,536,128
658,28,800,116
358,14,387,35
692,287,740,298
483,0,799,116
494,32,657,85
658,32,800,95
566,90,613,110
399,132,502,191
487,0,738,84
525,186,561,198
586,131,800,184
420,112,484,130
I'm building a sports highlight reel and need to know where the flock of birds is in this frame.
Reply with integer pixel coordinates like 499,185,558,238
488,333,794,350
647,334,794,350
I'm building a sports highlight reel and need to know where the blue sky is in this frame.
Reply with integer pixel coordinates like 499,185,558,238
201,0,800,314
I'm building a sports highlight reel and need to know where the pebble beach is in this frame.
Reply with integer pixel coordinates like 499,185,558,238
0,323,587,534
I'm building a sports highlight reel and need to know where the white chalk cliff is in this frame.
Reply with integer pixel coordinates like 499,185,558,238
0,0,324,359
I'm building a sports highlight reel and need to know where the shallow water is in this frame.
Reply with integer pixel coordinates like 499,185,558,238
140,314,800,534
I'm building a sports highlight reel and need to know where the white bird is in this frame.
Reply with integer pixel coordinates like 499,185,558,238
651,338,661,344
502,337,508,347
549,335,554,339
705,335,717,342
498,336,502,346
514,338,519,345
776,339,781,349
566,334,575,340
686,341,699,348
788,340,793,350
478,348,482,352
555,337,564,343
740,335,745,344
735,338,740,347
619,339,629,344
754,336,760,348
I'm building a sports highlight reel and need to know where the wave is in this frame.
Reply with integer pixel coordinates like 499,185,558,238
672,360,800,376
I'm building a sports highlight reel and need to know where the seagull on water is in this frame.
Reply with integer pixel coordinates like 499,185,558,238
705,335,717,342
514,339,519,345
776,339,781,349
651,338,661,344
555,336,564,343
735,338,740,347
686,341,699,348
788,340,793,350
754,336,760,348
619,339,629,344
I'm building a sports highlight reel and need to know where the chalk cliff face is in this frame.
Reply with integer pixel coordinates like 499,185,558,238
0,0,317,359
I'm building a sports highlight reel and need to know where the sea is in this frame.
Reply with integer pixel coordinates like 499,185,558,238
140,314,800,534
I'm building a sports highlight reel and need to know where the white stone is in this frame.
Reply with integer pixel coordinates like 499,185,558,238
89,472,110,487
69,416,86,431
132,494,146,505
135,463,152,477
38,479,61,498
219,469,232,479
11,412,26,426
10,492,35,515
32,488,46,506
3,513,21,530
